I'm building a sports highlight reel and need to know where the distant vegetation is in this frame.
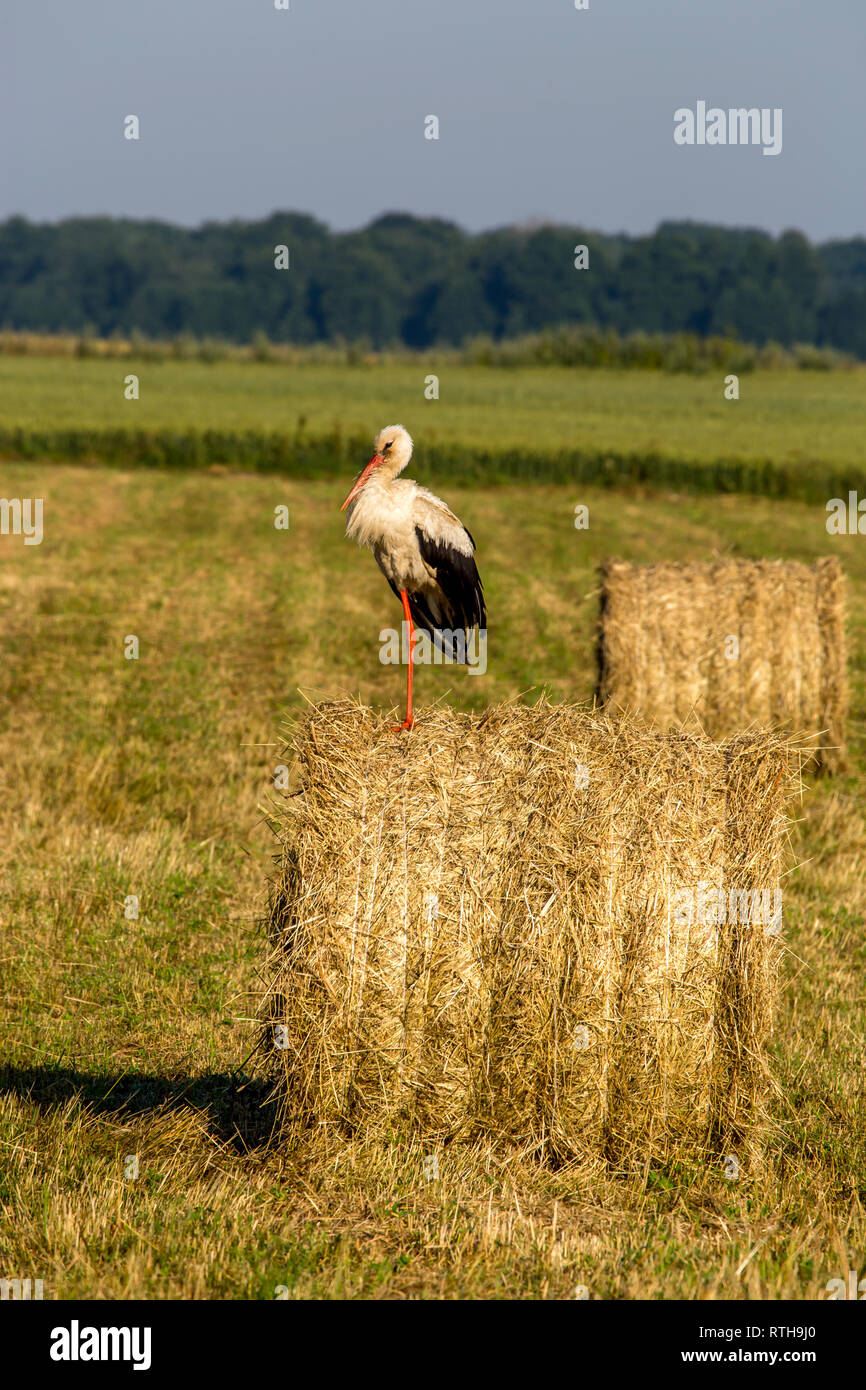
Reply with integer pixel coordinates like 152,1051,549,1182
1,212,865,357
2,356,864,503
0,324,855,373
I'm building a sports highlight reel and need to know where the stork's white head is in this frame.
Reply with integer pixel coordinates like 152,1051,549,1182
373,424,414,478
340,425,414,510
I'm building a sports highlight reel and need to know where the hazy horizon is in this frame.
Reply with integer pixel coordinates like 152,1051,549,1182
1,207,860,249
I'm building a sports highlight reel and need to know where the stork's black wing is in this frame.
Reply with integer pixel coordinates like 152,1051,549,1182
404,527,485,663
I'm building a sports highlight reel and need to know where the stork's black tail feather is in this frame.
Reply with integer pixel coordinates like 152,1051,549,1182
380,526,486,665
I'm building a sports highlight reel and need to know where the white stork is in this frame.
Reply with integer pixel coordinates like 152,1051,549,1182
341,424,486,731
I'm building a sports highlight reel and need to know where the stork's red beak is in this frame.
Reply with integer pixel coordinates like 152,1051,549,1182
340,454,383,511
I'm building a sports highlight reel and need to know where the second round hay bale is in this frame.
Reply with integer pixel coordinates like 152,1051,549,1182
262,700,800,1165
597,557,847,772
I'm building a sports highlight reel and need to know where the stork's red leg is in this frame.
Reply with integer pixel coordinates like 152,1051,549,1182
393,588,415,731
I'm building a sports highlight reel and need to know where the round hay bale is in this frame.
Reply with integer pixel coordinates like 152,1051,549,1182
262,700,801,1164
597,557,848,773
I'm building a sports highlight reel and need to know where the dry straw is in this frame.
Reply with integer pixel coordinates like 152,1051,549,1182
262,699,804,1167
597,557,847,773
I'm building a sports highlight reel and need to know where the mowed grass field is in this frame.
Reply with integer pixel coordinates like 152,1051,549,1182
2,356,866,476
1,455,865,1300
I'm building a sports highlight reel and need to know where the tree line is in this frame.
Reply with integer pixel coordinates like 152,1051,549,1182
1,212,864,357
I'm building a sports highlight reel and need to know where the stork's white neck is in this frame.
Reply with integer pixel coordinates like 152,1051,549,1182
345,473,417,548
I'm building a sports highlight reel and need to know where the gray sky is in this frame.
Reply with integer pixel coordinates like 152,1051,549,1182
3,0,864,240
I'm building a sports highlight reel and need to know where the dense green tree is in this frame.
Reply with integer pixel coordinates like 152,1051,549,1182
818,290,866,357
0,212,862,355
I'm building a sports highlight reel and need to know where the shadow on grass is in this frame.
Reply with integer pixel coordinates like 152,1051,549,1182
0,1063,280,1153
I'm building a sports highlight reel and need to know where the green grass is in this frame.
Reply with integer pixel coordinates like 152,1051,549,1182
0,461,864,1298
2,358,866,499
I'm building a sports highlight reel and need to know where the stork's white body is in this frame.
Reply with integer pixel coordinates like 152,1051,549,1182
346,474,473,596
